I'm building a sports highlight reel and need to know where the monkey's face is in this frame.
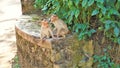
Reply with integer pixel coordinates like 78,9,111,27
41,19,49,28
50,15,58,22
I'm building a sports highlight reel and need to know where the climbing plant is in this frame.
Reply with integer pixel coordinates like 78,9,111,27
34,0,120,43
34,0,120,67
93,53,120,68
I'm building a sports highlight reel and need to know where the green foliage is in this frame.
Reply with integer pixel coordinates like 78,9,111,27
34,0,48,9
103,20,120,44
74,23,96,40
93,47,120,68
93,53,114,68
12,55,20,68
34,0,120,44
92,9,99,16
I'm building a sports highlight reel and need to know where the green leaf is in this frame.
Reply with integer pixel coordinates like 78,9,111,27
74,0,79,6
75,9,80,18
99,13,102,18
113,10,120,16
68,15,73,23
68,1,73,7
102,55,107,60
34,5,37,8
69,11,74,23
96,0,104,4
88,29,96,37
118,37,120,44
76,24,80,29
101,7,106,15
104,20,111,31
88,0,94,6
55,6,60,12
78,32,85,40
109,8,120,16
90,29,96,33
114,27,119,37
82,0,88,7
54,1,59,6
96,2,106,15
104,20,112,24
92,9,99,16
42,6,48,11
75,23,81,33
97,2,104,9
81,23,88,31
116,1,120,10
111,23,115,27
98,26,103,31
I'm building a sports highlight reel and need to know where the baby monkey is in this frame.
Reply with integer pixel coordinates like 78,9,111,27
50,14,69,38
40,19,54,40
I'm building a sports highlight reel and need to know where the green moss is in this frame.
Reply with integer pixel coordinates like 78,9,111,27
70,35,83,67
69,36,94,68
12,55,20,68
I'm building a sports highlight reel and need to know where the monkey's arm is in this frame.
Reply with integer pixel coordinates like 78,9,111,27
40,30,42,39
56,29,61,38
48,28,54,38
40,32,43,39
53,27,57,32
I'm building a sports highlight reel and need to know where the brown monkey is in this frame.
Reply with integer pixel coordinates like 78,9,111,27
40,19,54,40
50,14,69,38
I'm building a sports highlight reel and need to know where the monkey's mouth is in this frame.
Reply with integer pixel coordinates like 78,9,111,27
53,35,57,37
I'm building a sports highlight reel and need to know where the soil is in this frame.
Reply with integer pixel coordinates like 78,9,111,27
0,0,21,68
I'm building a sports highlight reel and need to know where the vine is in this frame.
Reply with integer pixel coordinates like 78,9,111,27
34,0,120,43
34,0,120,67
93,53,120,68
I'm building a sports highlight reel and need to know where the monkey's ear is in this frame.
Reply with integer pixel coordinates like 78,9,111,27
54,15,58,19
51,14,57,17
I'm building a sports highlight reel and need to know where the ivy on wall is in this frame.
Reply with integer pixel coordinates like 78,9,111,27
34,0,120,44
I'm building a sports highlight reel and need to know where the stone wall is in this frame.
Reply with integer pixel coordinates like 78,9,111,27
21,0,35,14
15,16,94,68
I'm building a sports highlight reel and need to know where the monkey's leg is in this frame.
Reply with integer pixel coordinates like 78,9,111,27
62,35,66,38
40,33,43,39
56,29,60,38
61,31,66,38
46,33,50,39
40,35,44,44
49,29,55,39
53,28,57,32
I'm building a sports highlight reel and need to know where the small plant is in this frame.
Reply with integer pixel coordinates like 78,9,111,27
74,23,96,40
102,20,120,44
12,55,20,68
93,47,120,68
93,53,114,68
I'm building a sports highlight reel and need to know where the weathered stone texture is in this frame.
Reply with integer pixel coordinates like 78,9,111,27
15,16,94,68
16,33,52,68
21,0,35,14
